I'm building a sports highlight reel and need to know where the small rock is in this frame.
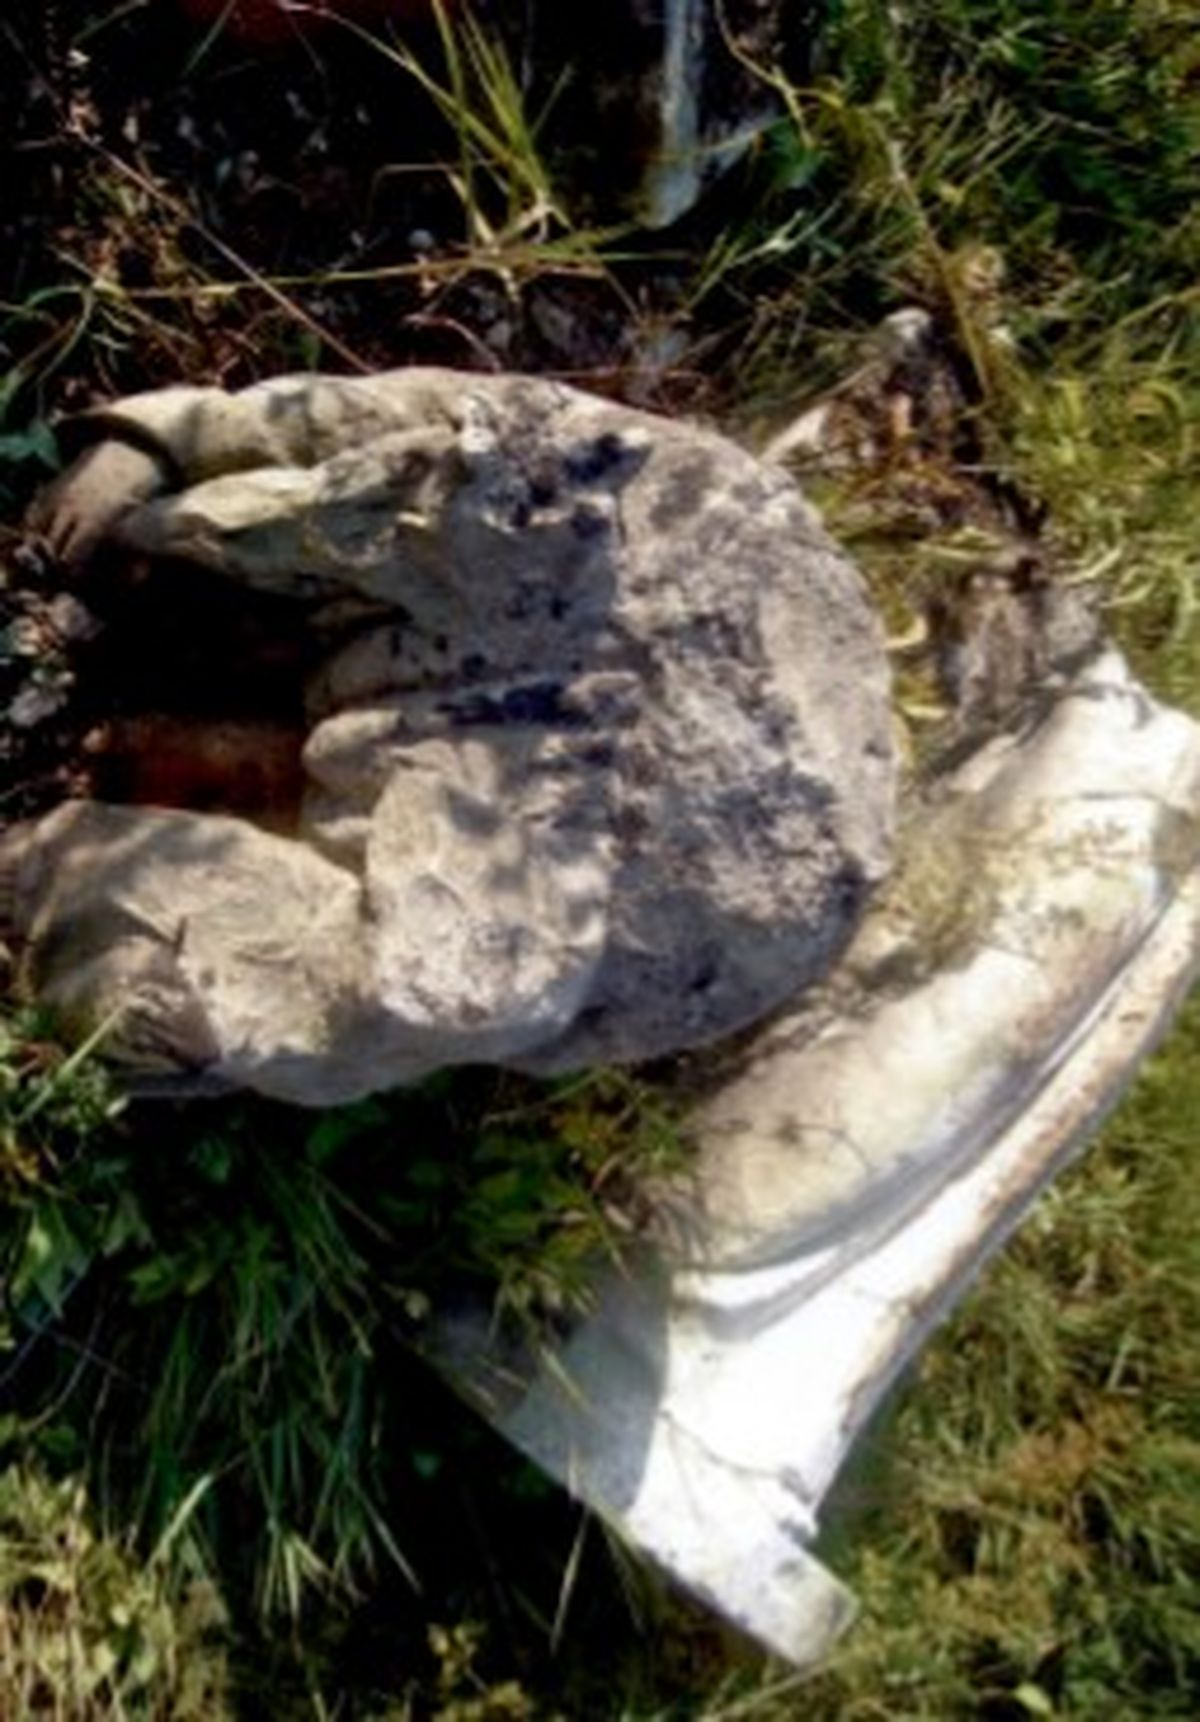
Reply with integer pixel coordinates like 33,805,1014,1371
47,592,102,644
6,616,45,658
9,680,69,729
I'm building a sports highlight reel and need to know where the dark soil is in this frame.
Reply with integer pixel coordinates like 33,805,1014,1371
1,0,708,405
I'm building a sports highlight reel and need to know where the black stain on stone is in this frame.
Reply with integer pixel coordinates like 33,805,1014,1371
571,504,610,542
565,431,627,486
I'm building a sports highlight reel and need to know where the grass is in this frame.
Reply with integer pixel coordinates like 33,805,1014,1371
1,0,1199,1714
1,1023,681,1633
1010,337,1200,715
0,1464,230,1719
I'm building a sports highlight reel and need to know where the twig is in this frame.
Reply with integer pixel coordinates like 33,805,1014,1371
79,140,373,374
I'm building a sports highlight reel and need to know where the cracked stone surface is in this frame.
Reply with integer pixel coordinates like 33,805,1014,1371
4,368,895,1103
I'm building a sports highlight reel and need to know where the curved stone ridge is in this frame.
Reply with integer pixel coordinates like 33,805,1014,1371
7,368,894,1102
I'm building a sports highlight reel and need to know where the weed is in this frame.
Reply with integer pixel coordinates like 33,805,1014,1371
0,1463,229,1719
1009,323,1200,712
352,0,571,255
0,1008,683,1643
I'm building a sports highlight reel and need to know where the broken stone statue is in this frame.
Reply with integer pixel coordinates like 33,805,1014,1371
3,368,896,1102
5,367,1200,1666
430,646,1200,1663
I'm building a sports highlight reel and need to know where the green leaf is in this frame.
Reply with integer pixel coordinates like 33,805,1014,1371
1014,1682,1057,1717
0,421,58,470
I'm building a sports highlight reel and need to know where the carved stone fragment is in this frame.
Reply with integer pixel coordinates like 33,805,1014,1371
6,368,895,1102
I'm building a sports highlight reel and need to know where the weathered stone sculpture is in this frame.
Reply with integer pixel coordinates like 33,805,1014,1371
430,648,1200,1663
3,369,895,1103
6,362,1199,1669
